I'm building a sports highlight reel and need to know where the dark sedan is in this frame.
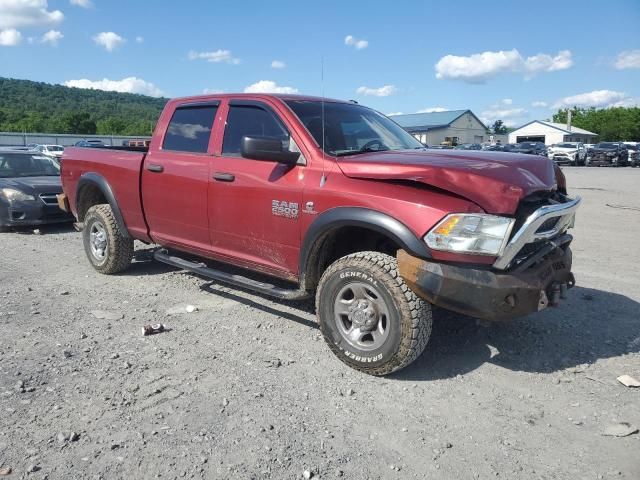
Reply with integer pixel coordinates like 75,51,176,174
512,141,548,156
588,142,629,167
0,150,73,231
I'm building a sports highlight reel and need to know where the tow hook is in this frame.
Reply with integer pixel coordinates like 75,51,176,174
548,275,575,307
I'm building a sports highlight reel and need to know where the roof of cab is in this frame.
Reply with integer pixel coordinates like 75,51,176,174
170,93,350,105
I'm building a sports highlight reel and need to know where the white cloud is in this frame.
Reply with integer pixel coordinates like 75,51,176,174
135,36,144,43
93,31,125,52
416,107,447,113
70,0,91,7
356,85,397,97
64,77,164,97
552,90,635,109
614,50,640,70
532,100,548,108
386,112,403,116
523,50,572,77
480,102,528,127
244,80,298,94
501,98,512,105
0,28,21,46
344,35,368,50
188,49,240,64
168,123,209,140
41,29,62,45
435,48,573,83
270,60,285,69
0,0,63,29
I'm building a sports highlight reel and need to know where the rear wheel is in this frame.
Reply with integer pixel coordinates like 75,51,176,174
83,204,133,274
316,251,432,376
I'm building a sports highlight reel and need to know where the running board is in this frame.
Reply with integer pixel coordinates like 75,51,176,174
153,250,311,301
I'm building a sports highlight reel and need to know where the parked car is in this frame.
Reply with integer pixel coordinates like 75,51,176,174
0,150,73,231
454,143,482,150
547,142,587,166
75,140,106,148
623,143,639,167
512,142,548,156
34,144,65,159
58,93,580,376
587,142,629,167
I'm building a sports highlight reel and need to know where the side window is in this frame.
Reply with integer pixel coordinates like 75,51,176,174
162,105,217,153
222,105,289,156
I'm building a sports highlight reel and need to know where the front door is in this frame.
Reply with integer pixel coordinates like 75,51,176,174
208,100,304,279
142,102,218,252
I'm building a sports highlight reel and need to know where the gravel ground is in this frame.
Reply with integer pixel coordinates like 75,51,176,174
1,167,639,480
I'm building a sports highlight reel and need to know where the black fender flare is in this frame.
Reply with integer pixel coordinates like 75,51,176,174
299,207,431,287
76,172,130,238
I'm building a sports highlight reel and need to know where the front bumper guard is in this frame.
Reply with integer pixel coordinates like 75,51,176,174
398,245,575,321
493,196,580,270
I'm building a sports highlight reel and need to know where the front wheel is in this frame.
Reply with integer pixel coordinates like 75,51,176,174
316,251,432,375
83,204,134,274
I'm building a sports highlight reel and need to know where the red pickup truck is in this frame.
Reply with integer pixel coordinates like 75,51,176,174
59,93,580,375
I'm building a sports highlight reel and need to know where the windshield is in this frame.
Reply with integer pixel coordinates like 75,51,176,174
516,142,538,148
0,153,60,178
285,100,424,156
596,142,617,149
557,143,577,148
47,146,64,151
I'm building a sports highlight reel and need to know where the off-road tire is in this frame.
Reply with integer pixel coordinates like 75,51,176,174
83,204,133,274
316,251,432,376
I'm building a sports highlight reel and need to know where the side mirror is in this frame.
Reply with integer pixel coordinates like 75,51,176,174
241,135,300,165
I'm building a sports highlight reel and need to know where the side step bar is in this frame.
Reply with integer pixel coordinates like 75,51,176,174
153,249,311,301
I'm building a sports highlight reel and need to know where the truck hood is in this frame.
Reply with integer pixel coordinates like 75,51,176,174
336,150,558,214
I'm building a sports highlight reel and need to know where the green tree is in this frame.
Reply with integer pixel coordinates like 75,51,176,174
491,120,507,134
0,77,166,136
59,112,97,134
552,106,640,141
97,117,127,135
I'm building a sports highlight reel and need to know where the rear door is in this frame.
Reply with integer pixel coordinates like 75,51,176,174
142,101,219,252
208,99,305,278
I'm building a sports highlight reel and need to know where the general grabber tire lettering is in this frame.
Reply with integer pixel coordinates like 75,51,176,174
82,204,133,274
316,251,432,375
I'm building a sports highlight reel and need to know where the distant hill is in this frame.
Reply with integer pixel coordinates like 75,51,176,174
0,77,167,136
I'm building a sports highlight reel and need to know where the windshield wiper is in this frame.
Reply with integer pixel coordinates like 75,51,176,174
335,148,391,157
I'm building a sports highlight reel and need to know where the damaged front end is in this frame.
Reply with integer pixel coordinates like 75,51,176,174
398,194,581,321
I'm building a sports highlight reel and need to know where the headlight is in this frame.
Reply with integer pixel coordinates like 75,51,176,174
0,188,36,202
425,214,515,256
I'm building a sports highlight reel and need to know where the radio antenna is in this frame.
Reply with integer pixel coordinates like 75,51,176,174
320,56,327,187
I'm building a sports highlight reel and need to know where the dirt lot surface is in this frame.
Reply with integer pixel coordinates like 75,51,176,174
1,167,639,479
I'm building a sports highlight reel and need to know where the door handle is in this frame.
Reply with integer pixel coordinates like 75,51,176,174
213,172,235,182
147,164,164,173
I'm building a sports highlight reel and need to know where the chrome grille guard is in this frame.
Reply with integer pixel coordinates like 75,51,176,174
493,196,581,270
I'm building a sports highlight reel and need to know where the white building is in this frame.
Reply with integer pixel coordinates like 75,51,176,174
391,110,487,146
508,120,598,145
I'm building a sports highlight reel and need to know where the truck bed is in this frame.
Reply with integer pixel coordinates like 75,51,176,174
60,146,150,241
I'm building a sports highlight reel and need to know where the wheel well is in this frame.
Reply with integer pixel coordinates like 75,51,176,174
76,183,108,221
302,226,401,292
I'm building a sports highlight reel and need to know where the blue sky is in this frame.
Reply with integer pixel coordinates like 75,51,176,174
1,0,639,127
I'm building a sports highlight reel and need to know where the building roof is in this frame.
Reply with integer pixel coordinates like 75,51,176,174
512,120,597,136
390,110,479,131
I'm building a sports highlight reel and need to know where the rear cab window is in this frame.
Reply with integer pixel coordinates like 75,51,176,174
162,103,218,153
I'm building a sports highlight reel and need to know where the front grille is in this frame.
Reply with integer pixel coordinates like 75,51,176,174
536,217,559,233
39,193,59,205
